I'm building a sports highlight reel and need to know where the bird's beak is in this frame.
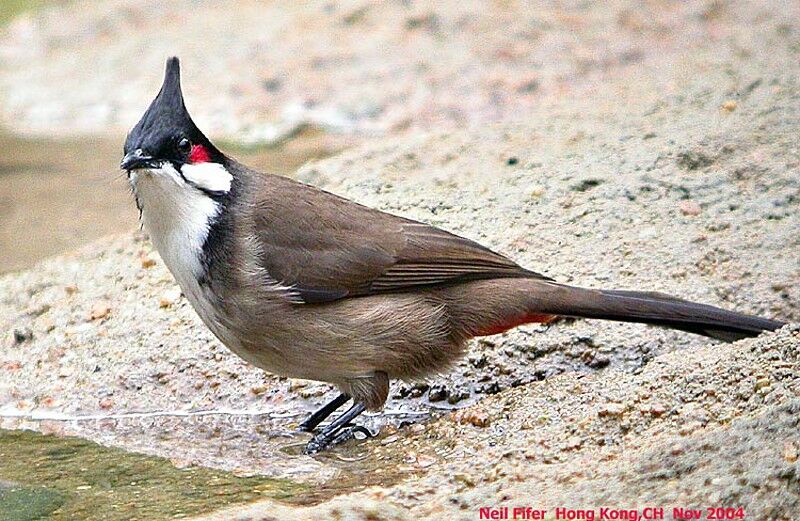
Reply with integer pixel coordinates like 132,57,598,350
121,149,159,170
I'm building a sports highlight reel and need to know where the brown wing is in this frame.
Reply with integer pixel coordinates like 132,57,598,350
251,173,549,303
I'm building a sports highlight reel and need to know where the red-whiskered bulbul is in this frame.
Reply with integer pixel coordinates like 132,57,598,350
121,58,785,454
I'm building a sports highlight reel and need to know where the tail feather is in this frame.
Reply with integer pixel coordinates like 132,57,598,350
531,283,785,342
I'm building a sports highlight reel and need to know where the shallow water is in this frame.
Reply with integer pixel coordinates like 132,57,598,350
0,428,304,520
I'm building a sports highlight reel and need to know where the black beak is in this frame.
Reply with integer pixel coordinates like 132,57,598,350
121,149,159,170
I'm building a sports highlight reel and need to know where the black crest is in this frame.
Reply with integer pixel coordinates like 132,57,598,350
124,57,219,161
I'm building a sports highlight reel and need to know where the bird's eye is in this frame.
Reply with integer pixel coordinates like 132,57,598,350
177,138,191,155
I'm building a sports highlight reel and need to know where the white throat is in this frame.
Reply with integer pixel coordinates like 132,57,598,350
130,162,230,292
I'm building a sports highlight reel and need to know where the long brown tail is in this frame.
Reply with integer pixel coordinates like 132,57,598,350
529,283,785,342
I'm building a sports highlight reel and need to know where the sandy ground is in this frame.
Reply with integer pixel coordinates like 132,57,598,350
1,0,800,519
2,1,797,141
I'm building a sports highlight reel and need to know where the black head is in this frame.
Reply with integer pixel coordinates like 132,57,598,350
121,57,223,170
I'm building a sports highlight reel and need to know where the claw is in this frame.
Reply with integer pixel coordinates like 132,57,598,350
303,401,368,454
304,425,373,454
350,425,374,439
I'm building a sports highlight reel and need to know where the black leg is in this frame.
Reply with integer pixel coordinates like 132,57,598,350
304,402,369,454
297,393,350,432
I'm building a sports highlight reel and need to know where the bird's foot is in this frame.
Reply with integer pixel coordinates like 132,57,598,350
304,424,373,454
296,393,351,433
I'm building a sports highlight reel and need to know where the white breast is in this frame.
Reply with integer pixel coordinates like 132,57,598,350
132,165,218,288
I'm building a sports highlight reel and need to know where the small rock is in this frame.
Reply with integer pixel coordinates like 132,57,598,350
784,441,798,463
453,409,490,428
39,317,56,333
649,403,668,416
381,435,399,446
159,288,182,308
88,301,112,321
721,100,737,112
754,377,771,391
676,150,714,170
598,403,626,417
416,454,436,468
26,304,50,317
12,328,34,344
99,398,113,409
679,200,702,216
447,388,470,405
141,257,157,268
679,421,703,435
530,186,545,198
64,285,78,295
250,385,268,396
587,354,610,369
428,384,448,402
288,379,308,391
453,473,476,487
571,179,603,192
299,386,326,399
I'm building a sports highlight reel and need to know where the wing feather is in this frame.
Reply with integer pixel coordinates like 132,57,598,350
250,171,548,303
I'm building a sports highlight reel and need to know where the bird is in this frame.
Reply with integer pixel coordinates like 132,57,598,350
121,58,785,454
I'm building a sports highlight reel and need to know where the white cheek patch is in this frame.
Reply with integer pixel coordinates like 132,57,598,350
181,162,232,193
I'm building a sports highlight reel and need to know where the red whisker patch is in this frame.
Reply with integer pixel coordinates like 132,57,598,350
189,144,211,164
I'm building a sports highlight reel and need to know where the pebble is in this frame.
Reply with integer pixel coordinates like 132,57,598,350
416,454,437,468
564,436,583,450
721,100,738,112
679,421,703,436
288,379,308,391
26,304,50,317
39,317,56,332
141,257,157,268
453,409,491,428
784,441,798,463
428,384,448,402
679,200,702,216
12,328,34,344
88,301,112,321
299,387,326,398
250,385,268,396
159,288,182,308
381,435,399,445
598,403,626,417
754,378,771,391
